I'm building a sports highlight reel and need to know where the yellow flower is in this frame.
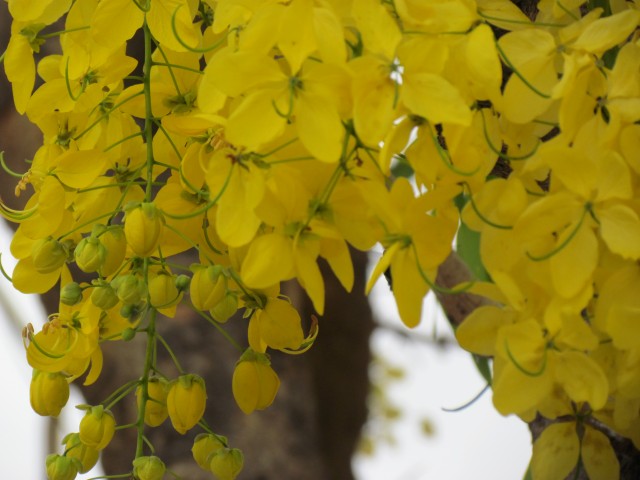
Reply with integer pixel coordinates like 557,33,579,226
192,433,227,471
249,297,305,351
232,350,280,414
45,454,80,480
63,433,100,474
148,270,183,316
132,456,166,480
136,377,169,427
97,226,127,277
209,293,238,323
167,374,207,435
124,202,164,257
531,422,580,480
78,405,116,450
189,265,226,312
31,237,69,274
74,237,106,273
209,448,244,480
30,369,70,417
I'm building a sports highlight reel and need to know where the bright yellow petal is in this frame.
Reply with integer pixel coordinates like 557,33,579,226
402,73,472,126
390,248,428,328
456,305,515,356
225,89,288,151
598,204,640,260
90,0,143,51
549,225,598,299
241,233,294,289
581,426,620,480
554,351,609,410
147,0,201,52
531,423,580,480
294,240,324,315
56,150,108,189
295,93,343,162
5,32,35,114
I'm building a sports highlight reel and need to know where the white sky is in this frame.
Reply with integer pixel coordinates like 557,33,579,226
0,221,531,479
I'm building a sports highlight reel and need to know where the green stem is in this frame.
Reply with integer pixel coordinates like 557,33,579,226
195,309,244,352
156,333,185,374
39,25,91,39
134,18,159,460
495,42,551,99
0,151,25,178
103,131,144,152
526,206,587,261
101,379,139,409
462,182,514,230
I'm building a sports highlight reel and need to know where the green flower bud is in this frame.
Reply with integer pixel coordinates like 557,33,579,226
132,456,166,480
79,405,116,450
30,369,69,417
45,454,79,480
112,273,147,305
90,282,119,310
74,237,106,273
98,226,127,277
60,282,83,306
167,374,207,435
120,302,145,320
121,327,137,341
209,448,244,480
124,202,164,257
192,433,226,470
175,274,191,292
31,237,68,274
190,265,226,311
63,433,99,474
210,293,238,323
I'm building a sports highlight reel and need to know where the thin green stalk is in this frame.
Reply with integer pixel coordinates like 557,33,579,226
135,18,159,460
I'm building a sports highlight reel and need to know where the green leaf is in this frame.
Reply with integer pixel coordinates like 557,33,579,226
456,221,490,281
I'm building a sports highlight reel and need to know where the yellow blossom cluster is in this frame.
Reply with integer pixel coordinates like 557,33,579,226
1,0,639,478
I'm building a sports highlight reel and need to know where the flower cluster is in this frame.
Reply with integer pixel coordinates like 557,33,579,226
1,0,639,478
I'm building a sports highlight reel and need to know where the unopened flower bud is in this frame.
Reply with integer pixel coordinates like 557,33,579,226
149,272,181,309
132,456,166,480
120,302,144,320
63,433,99,474
210,293,238,323
190,265,226,311
137,377,169,427
90,282,119,310
74,237,106,273
209,448,244,480
79,405,116,450
98,226,127,276
45,454,79,480
112,273,147,305
32,237,68,274
124,202,164,257
167,374,207,435
121,327,137,341
30,369,69,417
192,433,226,470
60,282,83,306
232,350,280,415
175,274,190,292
